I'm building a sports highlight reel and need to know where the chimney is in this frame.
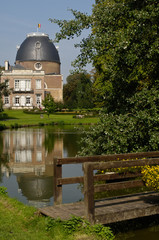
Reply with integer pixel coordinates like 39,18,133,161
5,61,9,71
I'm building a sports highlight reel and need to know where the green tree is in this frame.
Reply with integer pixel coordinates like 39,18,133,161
50,0,159,112
63,72,94,109
79,87,159,156
42,94,56,117
0,82,10,112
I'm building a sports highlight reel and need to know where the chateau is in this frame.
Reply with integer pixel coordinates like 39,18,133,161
0,32,63,109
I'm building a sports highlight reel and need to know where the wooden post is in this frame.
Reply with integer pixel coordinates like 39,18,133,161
54,158,62,205
83,162,95,224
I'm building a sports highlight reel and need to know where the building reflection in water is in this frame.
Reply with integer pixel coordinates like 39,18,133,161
0,128,63,207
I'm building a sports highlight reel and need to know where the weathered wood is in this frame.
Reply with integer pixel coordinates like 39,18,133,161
94,180,144,193
56,151,159,165
40,192,159,224
83,162,95,224
54,158,62,205
90,158,159,170
52,151,159,224
57,176,84,185
57,172,142,185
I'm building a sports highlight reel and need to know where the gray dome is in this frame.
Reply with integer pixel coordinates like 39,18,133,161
16,32,60,63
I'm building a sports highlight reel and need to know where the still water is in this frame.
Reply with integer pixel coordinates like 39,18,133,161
0,126,84,208
0,126,159,239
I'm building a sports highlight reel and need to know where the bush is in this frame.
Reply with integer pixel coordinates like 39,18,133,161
79,88,159,156
0,187,8,196
142,166,159,191
45,216,115,240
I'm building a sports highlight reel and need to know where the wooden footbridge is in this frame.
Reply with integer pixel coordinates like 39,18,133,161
40,151,159,224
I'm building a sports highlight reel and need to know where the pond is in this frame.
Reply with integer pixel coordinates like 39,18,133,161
0,126,84,208
0,126,159,239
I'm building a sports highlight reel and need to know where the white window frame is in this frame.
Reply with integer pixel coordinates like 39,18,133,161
4,96,9,105
14,79,31,91
26,96,31,105
36,94,41,105
14,80,20,90
36,79,41,89
15,96,20,105
26,80,31,91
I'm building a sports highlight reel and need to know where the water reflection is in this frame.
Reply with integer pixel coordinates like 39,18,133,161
0,127,83,207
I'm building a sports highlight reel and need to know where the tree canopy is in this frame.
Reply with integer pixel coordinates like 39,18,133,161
63,72,94,109
50,0,159,111
42,94,57,117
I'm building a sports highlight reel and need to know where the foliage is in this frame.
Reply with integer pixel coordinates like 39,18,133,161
79,87,159,156
0,186,8,196
0,123,7,130
63,72,94,109
42,94,57,117
142,165,159,191
0,82,10,112
50,0,159,110
45,216,114,240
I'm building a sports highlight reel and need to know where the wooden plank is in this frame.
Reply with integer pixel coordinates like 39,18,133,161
88,158,159,170
57,172,142,185
83,162,95,224
95,206,159,224
56,151,159,165
94,180,144,193
57,176,83,185
40,192,159,224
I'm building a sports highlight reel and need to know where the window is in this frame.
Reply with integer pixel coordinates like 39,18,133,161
15,80,20,90
35,41,41,49
14,79,31,91
34,62,42,70
15,96,20,105
26,80,31,90
5,79,9,88
36,94,41,105
36,79,41,89
4,96,9,104
36,151,42,162
26,97,31,105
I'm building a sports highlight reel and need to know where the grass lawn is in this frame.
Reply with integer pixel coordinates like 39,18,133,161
0,188,114,240
0,110,99,128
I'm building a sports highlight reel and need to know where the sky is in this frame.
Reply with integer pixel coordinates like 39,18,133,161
0,0,95,83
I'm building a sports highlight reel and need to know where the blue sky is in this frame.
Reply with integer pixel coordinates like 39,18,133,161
0,0,95,83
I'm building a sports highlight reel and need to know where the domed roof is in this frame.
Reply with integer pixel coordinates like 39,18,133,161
16,32,60,63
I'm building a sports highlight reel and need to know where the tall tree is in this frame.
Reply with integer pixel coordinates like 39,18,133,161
63,72,94,109
50,0,159,112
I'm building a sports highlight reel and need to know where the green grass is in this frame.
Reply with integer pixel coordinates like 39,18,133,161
0,188,114,240
0,110,99,128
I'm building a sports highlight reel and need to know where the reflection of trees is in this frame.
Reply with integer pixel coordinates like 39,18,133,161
43,132,56,153
63,133,83,157
0,133,9,182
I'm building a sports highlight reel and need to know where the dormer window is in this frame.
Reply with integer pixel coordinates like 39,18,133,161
35,41,41,49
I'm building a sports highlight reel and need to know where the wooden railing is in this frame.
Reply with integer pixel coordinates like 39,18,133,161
83,157,159,223
54,151,159,205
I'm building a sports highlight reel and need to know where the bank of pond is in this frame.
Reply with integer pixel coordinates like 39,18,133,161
0,126,159,239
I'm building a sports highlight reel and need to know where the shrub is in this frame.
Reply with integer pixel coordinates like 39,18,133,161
0,186,8,196
79,88,159,156
45,216,115,239
142,165,159,191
